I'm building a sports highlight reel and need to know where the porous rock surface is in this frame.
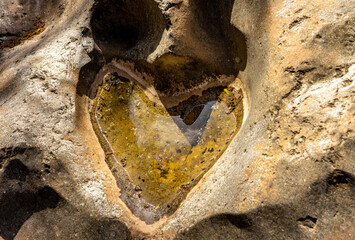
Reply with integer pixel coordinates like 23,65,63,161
0,0,354,239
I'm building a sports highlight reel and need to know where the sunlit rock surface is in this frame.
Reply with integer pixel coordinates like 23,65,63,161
0,0,354,239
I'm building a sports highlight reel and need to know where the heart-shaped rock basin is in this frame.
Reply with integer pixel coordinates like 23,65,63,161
90,62,244,222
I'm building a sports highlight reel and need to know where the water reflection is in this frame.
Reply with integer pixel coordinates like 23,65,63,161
172,100,216,146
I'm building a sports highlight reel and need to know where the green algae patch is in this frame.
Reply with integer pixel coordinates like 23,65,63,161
92,73,244,207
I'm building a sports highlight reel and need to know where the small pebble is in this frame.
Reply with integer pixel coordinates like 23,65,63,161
120,157,127,167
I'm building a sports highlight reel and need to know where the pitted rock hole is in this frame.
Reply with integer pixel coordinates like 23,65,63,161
90,0,165,60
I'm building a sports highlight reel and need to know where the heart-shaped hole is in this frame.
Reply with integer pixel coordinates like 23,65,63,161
91,70,244,219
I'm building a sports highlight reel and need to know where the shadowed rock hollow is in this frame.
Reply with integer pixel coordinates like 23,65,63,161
0,0,354,239
90,0,166,60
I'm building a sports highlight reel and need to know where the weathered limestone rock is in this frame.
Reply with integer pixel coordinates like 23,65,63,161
0,0,354,239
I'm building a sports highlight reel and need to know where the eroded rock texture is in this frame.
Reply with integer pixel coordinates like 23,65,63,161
0,0,354,239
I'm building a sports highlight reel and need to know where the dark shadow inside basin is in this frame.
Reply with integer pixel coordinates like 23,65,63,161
172,101,216,147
